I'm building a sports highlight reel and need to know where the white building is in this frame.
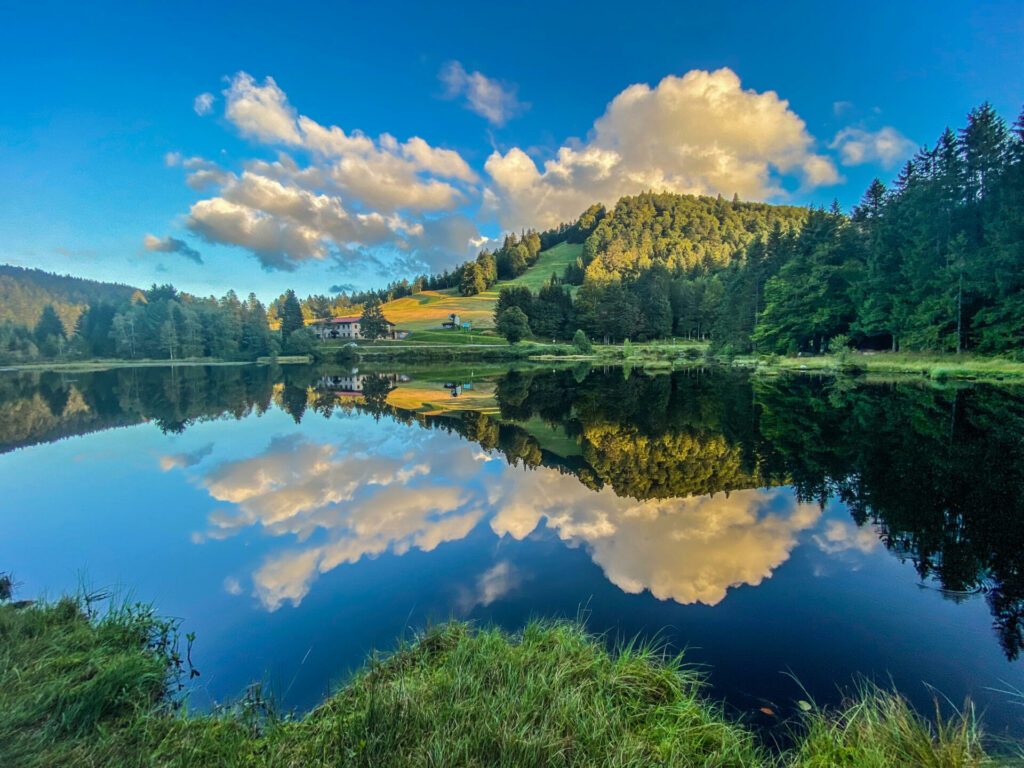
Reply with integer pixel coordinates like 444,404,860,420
309,316,398,340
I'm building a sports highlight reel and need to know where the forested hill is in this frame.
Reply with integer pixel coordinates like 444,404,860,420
485,102,1024,356
580,193,808,279
0,265,137,332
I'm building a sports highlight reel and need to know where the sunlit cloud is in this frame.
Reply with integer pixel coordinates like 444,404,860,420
160,67,846,275
814,519,879,555
188,424,827,611
490,470,821,606
439,61,526,126
143,233,203,265
168,71,483,272
830,126,916,169
484,67,841,230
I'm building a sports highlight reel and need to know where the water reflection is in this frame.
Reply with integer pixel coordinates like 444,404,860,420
172,426,818,610
3,364,1024,662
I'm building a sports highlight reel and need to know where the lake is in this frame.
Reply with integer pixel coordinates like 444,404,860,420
2,363,1023,736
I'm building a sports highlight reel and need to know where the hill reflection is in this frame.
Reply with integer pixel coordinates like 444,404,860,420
4,364,1024,658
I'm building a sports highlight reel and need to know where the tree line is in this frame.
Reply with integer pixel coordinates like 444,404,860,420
1,285,282,363
490,103,1024,355
714,102,1024,355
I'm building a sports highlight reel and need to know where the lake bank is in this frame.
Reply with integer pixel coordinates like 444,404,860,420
1,593,1009,767
4,342,1023,384
0,355,314,374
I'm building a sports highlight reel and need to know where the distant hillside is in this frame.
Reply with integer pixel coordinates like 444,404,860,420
0,265,137,331
582,192,808,278
382,242,584,331
380,190,810,334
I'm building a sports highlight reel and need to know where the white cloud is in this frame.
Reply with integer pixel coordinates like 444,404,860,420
484,67,840,230
143,233,203,264
489,471,821,606
814,519,879,555
224,73,302,145
165,71,483,271
185,170,421,270
459,561,519,611
830,126,916,169
188,423,830,611
193,92,215,116
439,61,525,126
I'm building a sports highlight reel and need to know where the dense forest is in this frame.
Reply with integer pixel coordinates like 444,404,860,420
0,265,136,330
493,103,1024,355
0,284,284,364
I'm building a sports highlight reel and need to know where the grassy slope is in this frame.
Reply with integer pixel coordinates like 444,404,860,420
498,241,583,292
1,595,1011,767
381,242,584,333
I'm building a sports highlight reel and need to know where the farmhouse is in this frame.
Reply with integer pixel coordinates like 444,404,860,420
309,316,399,340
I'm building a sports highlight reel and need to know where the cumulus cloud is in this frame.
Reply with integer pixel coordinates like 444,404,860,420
186,417,832,612
165,153,232,190
814,519,879,555
490,472,821,606
164,71,482,271
143,233,203,264
224,73,302,145
439,61,525,126
192,432,481,609
193,92,215,116
484,67,840,230
830,126,916,169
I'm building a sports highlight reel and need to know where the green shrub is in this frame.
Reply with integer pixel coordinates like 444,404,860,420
572,329,593,354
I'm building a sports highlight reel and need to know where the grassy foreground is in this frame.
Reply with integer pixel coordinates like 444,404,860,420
1,595,1015,767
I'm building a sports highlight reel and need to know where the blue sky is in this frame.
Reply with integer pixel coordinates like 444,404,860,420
1,0,1021,299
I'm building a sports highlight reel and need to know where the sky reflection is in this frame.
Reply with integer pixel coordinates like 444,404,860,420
165,413,820,611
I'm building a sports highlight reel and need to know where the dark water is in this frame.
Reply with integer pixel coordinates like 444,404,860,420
2,364,1024,735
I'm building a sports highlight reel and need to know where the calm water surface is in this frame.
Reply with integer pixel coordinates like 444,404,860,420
2,364,1023,735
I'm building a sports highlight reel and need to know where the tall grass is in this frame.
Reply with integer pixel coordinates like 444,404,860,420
0,593,1015,767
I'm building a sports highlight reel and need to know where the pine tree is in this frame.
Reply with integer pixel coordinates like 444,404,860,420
34,304,66,345
360,296,388,340
460,263,486,296
280,290,305,338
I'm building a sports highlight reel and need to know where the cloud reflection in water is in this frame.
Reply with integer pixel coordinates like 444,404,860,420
174,424,821,611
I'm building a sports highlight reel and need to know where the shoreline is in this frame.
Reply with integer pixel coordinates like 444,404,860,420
1,593,1010,766
3,344,1023,385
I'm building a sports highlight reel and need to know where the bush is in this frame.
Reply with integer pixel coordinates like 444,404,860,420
495,307,532,344
283,328,318,357
572,329,593,354
828,333,856,367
